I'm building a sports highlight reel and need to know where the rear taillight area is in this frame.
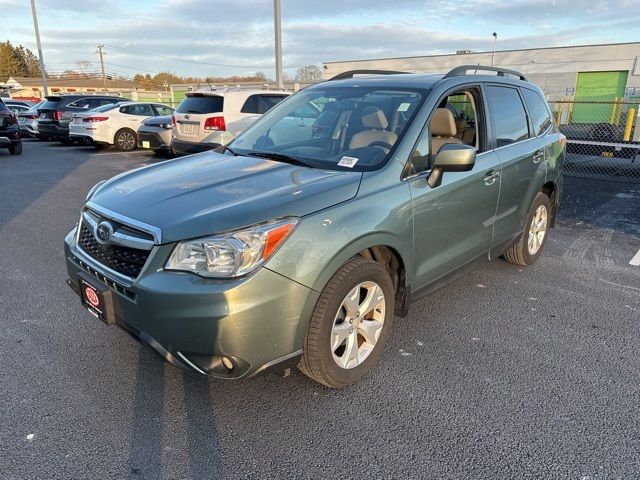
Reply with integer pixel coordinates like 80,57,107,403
23,114,37,120
1,111,18,125
53,111,64,121
83,116,109,123
204,116,226,131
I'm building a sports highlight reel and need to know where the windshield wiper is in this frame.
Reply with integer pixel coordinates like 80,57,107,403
216,144,238,156
246,151,313,167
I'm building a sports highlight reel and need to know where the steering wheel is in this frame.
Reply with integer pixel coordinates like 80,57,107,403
368,141,394,151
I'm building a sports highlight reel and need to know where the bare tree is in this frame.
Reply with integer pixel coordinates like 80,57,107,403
76,60,93,77
295,65,323,82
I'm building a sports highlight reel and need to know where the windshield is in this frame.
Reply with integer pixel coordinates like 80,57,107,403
230,86,426,171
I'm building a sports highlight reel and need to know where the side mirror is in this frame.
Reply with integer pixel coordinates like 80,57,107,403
428,143,476,188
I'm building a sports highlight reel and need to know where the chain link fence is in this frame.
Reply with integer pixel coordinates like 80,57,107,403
549,99,640,182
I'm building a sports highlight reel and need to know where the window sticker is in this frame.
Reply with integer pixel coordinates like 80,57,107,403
338,156,359,168
398,102,411,112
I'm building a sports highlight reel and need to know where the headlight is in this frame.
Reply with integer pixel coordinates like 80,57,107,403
165,217,299,278
86,180,106,201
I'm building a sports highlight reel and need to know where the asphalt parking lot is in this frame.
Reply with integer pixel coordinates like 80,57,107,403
1,140,639,479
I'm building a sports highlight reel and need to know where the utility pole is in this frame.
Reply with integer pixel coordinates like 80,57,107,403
97,44,107,91
29,0,48,96
274,0,283,90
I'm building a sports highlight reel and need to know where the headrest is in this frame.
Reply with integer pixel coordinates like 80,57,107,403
360,106,388,130
431,108,457,137
455,117,467,131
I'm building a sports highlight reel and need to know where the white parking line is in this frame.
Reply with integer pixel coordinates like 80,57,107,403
630,248,640,267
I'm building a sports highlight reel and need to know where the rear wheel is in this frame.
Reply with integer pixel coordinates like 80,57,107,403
299,256,394,388
503,192,551,266
114,129,137,152
9,143,22,155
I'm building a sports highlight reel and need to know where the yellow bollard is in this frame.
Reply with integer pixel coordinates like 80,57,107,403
566,100,574,124
609,97,618,125
556,97,564,125
624,107,635,142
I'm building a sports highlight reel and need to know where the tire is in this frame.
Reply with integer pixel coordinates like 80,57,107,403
9,143,22,155
114,128,137,152
503,192,552,266
299,256,395,388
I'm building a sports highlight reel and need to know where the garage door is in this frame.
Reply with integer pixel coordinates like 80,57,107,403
572,71,628,124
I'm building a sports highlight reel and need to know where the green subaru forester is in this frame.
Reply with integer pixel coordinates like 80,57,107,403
65,66,565,387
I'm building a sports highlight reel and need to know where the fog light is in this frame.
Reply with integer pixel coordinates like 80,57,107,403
221,357,234,370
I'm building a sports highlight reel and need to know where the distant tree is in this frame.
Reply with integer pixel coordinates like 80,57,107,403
254,71,266,81
295,65,323,82
0,41,41,81
76,60,93,77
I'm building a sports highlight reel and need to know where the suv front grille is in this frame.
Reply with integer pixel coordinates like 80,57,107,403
78,221,150,278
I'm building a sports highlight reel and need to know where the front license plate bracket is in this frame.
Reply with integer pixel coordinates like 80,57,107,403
77,271,117,325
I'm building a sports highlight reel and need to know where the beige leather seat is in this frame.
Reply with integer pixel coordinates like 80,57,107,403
349,106,398,150
430,108,462,154
454,117,467,140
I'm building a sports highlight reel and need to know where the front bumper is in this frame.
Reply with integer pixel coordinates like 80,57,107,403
64,227,317,379
138,130,171,151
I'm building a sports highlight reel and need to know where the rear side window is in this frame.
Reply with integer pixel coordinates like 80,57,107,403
176,95,223,114
154,105,174,115
522,88,553,136
485,86,529,147
121,104,154,116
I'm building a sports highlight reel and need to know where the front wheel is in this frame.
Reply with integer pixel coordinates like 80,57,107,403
503,192,552,266
299,256,395,388
114,129,137,152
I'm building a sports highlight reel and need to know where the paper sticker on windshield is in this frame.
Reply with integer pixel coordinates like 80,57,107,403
338,156,359,168
398,102,411,112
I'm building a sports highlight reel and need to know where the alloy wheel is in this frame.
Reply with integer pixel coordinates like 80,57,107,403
527,205,548,255
331,281,385,369
117,131,135,151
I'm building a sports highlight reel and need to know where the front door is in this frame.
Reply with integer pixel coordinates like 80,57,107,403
407,85,501,290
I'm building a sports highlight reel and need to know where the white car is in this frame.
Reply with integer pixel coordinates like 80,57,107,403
69,101,174,151
171,89,290,155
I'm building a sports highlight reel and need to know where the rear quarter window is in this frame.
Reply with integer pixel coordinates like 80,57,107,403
521,88,553,136
39,98,63,110
176,95,224,114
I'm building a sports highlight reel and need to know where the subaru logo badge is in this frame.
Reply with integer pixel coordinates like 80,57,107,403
95,221,113,244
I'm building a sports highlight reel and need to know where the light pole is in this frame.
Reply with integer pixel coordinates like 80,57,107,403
274,0,283,90
29,0,48,96
490,32,497,66
97,44,107,90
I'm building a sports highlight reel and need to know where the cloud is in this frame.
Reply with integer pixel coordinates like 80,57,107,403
2,0,638,78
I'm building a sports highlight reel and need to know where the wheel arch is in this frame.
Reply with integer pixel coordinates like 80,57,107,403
312,233,411,317
540,180,559,227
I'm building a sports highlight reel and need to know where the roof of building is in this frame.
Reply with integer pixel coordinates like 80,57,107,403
323,41,640,65
6,76,135,89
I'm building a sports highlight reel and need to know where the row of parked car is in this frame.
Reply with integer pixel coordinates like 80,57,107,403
1,89,292,156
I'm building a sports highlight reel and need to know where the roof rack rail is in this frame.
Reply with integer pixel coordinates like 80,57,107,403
329,69,409,81
443,65,528,82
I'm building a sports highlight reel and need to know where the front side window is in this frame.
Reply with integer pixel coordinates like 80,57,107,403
521,88,553,136
230,86,426,171
485,86,530,147
407,88,482,177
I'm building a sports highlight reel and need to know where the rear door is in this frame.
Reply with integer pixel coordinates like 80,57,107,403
485,84,546,249
173,94,224,142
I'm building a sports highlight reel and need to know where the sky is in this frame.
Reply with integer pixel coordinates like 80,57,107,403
1,0,639,80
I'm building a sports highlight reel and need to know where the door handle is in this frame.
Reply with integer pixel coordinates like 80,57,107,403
533,150,544,163
484,170,500,186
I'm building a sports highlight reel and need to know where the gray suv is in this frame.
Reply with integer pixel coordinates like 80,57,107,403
64,66,565,388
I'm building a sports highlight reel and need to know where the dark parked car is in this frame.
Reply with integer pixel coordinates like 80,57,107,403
0,99,22,155
37,94,124,143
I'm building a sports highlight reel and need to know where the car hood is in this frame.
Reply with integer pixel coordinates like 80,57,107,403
90,151,362,243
